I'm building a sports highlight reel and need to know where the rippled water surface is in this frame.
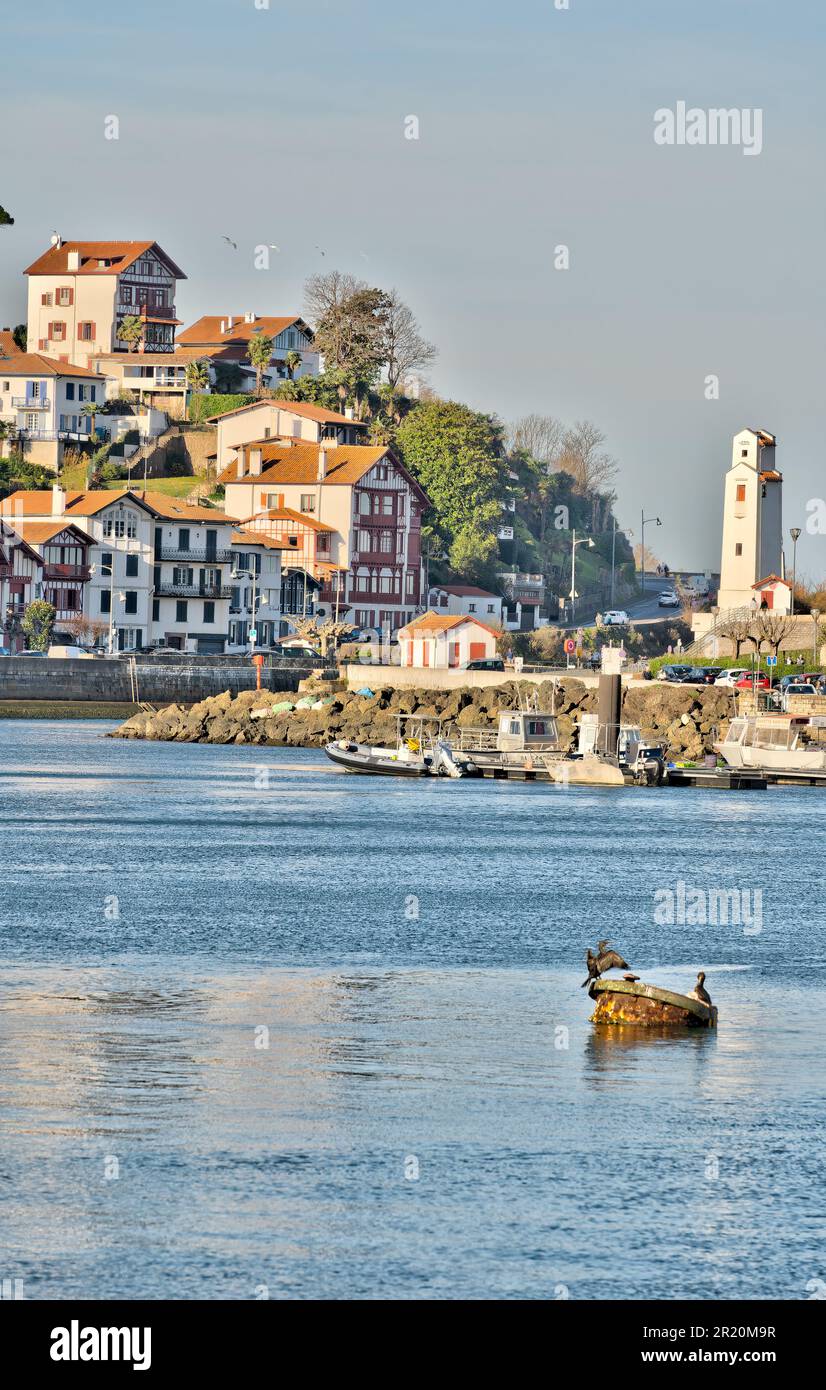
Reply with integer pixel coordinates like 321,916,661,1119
1,720,824,1299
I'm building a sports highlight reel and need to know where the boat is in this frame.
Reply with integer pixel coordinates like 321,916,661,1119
577,712,667,785
448,703,565,774
715,713,826,772
325,715,480,778
588,977,717,1028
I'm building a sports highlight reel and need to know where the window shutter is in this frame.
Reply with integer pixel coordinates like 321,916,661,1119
90,322,96,338
67,289,74,306
41,293,49,305
48,323,54,338
38,338,47,351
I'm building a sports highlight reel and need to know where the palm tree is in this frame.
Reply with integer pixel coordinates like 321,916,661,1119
118,314,144,353
79,400,103,443
247,333,274,397
284,349,302,380
185,358,210,415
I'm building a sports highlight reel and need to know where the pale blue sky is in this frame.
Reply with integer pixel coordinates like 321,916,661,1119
2,0,824,574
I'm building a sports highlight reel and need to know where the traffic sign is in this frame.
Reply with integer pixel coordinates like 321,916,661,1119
249,629,257,641
564,638,575,655
766,655,777,667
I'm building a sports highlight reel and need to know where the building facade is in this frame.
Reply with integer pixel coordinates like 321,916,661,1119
427,584,503,624
0,519,43,652
25,238,186,370
0,354,107,471
177,315,319,391
397,612,499,668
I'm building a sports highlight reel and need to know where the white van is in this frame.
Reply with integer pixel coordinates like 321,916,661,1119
47,645,96,660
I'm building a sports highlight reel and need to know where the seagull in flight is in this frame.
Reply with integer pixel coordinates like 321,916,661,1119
267,244,280,252
315,245,326,257
221,235,238,250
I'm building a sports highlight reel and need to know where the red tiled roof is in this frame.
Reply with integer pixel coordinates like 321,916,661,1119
178,315,311,347
242,507,335,532
217,441,391,488
0,352,105,378
208,399,362,426
0,330,23,358
24,240,186,279
397,611,501,637
11,519,93,545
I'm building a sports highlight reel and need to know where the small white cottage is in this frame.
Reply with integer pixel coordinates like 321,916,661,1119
397,611,500,668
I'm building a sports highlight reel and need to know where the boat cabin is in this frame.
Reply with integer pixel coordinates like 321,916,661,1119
722,714,826,753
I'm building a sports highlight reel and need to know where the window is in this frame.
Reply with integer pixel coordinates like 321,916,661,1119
51,322,66,341
78,322,95,341
735,543,743,556
382,495,393,515
741,448,748,458
125,554,138,578
203,601,215,623
358,530,371,552
359,493,371,516
124,591,138,615
152,599,160,621
469,603,477,613
487,603,495,613
178,528,190,551
380,532,394,553
103,512,137,539
173,567,193,586
102,552,113,571
78,385,87,401
41,292,53,306
300,494,316,513
407,573,416,596
736,483,746,502
316,533,330,555
65,383,75,400
176,600,188,623
100,590,111,615
57,287,73,306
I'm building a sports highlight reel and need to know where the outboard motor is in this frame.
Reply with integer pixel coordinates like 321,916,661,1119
433,741,466,778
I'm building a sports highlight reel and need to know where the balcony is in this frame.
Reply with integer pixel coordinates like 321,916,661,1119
117,303,177,321
157,547,232,563
43,563,91,581
155,582,231,599
12,396,49,409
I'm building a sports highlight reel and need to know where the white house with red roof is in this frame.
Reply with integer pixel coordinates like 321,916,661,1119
25,237,186,369
0,519,43,652
751,574,792,614
427,583,503,625
210,398,366,468
397,612,500,668
177,314,319,389
0,352,107,471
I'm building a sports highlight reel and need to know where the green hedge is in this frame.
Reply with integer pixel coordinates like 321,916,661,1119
188,393,255,424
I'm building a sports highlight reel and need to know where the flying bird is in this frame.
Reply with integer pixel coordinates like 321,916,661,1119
267,244,280,252
221,235,238,250
314,245,326,257
581,944,632,988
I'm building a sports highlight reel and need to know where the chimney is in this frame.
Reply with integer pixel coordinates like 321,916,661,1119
226,315,234,329
344,406,354,420
244,311,255,324
67,250,80,271
220,319,227,334
51,483,65,516
317,448,328,481
235,453,246,479
249,448,263,476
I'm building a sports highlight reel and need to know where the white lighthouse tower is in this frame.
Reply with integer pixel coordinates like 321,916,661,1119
717,428,785,611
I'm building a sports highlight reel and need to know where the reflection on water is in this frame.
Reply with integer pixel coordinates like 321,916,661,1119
0,720,825,1300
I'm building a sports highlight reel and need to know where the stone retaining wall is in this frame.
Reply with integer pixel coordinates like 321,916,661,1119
0,657,322,703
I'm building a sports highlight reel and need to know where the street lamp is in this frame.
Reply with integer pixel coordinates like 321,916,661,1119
570,529,594,624
789,527,801,616
640,511,662,600
231,563,259,654
90,559,118,654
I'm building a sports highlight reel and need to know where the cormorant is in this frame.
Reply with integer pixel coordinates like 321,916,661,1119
581,945,632,987
693,971,712,1006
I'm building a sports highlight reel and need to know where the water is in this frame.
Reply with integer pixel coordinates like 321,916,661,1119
1,719,824,1300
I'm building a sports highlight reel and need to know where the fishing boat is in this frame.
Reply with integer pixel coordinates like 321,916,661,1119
448,703,564,774
325,715,479,778
715,713,826,773
588,978,717,1028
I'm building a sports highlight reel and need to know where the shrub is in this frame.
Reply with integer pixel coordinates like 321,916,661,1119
188,393,254,424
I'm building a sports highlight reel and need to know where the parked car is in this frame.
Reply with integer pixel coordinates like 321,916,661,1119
47,644,96,660
691,666,723,685
657,664,695,682
267,642,318,660
714,668,750,687
734,673,771,690
782,682,817,702
657,591,680,608
462,657,505,671
602,610,630,626
15,650,46,657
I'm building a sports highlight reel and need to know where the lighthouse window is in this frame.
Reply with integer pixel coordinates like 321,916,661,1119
736,484,746,502
735,543,743,556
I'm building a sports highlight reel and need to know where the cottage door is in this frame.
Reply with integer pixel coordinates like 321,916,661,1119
448,641,460,668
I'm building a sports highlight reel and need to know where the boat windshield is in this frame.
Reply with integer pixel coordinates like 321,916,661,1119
725,718,747,744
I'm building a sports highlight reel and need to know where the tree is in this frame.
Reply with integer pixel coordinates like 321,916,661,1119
185,358,210,404
22,599,56,651
384,289,436,392
557,420,619,529
12,324,26,351
508,414,564,468
0,205,13,226
756,611,796,658
305,273,390,414
80,400,103,443
247,333,274,397
719,614,757,657
290,615,352,657
118,315,144,353
396,400,506,579
448,524,500,584
284,350,302,380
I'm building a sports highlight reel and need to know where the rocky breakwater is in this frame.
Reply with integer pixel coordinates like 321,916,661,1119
109,678,735,758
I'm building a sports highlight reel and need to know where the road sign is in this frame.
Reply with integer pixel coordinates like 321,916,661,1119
766,655,777,667
249,629,257,641
564,638,575,655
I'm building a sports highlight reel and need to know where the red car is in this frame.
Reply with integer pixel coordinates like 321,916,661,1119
734,673,770,690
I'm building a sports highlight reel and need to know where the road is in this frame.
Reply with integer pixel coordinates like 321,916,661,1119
560,576,678,630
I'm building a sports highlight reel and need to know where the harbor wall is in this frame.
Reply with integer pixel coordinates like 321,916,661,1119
0,656,325,704
343,664,648,692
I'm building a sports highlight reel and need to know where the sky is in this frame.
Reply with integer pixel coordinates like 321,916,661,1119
1,0,824,576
